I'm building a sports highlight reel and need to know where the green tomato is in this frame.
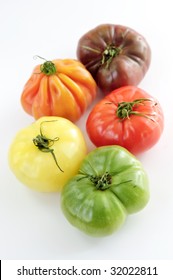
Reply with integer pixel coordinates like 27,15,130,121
61,146,149,237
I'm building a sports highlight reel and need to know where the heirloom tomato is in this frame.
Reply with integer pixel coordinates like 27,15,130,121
77,24,151,94
86,86,164,154
61,146,149,237
21,57,97,122
8,116,87,192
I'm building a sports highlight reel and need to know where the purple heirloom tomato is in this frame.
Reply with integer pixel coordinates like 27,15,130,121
77,24,151,94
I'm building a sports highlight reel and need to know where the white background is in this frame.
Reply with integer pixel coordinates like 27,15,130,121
0,0,173,260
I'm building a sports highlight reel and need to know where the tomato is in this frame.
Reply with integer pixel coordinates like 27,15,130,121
21,57,97,122
86,86,164,154
8,116,87,192
61,146,149,237
77,24,151,94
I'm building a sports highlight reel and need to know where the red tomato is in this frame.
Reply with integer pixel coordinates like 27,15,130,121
86,86,164,154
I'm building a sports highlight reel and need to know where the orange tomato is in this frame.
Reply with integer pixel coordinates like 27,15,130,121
21,58,97,122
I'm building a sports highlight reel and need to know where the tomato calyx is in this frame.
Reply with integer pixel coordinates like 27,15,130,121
78,171,112,191
90,172,112,190
40,60,56,75
34,55,57,75
33,121,64,172
101,45,121,68
116,98,157,121
82,45,101,54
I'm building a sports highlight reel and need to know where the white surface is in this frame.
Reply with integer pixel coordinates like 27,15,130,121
0,0,173,260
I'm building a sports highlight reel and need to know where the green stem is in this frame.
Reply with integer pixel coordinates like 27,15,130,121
34,55,57,75
78,172,112,191
116,98,156,121
82,45,101,54
101,45,121,67
90,172,112,190
33,121,64,172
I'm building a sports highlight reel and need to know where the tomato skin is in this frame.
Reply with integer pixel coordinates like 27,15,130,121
61,146,149,237
21,59,97,122
8,116,87,192
77,24,151,94
86,86,164,154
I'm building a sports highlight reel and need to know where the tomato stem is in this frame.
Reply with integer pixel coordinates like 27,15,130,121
77,172,112,190
34,55,57,75
82,45,101,54
116,98,157,121
101,45,121,68
33,121,64,172
90,172,112,190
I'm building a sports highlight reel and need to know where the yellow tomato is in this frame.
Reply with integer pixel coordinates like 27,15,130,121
8,116,87,192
